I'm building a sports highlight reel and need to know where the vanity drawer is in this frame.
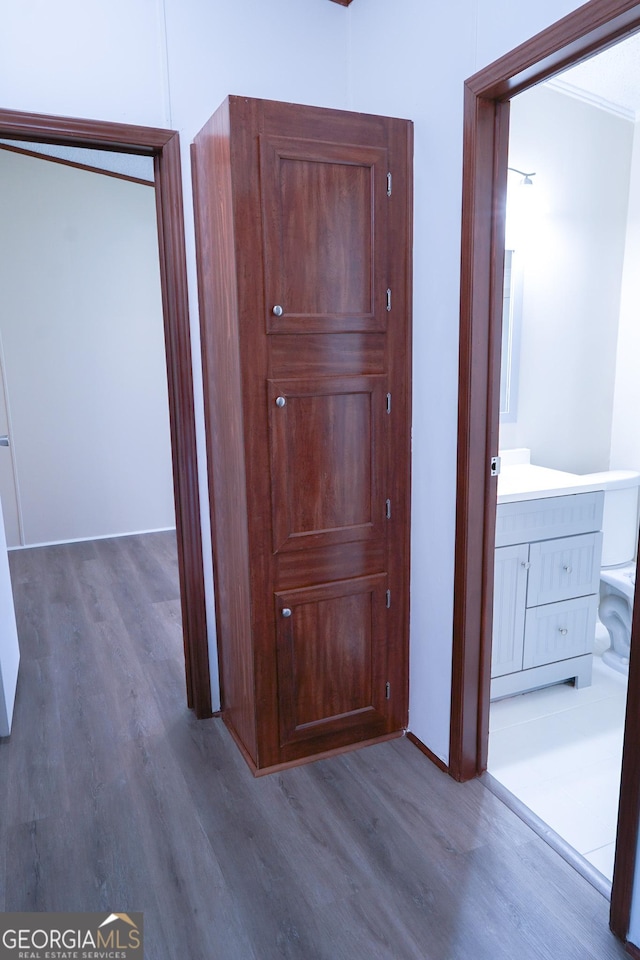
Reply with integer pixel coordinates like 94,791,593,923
527,531,603,607
496,491,604,547
523,595,598,669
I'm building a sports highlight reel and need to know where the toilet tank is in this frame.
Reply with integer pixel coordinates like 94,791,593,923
581,471,640,566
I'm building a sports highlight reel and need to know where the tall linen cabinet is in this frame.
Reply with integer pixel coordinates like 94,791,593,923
192,96,413,774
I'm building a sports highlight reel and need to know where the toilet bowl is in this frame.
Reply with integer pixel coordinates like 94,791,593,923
582,471,640,675
600,565,635,673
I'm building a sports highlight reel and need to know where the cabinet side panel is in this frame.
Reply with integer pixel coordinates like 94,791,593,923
192,101,257,760
385,116,413,732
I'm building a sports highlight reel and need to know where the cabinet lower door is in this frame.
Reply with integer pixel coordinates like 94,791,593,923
492,544,529,678
275,575,389,752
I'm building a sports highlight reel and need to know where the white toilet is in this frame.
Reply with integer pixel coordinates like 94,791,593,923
583,470,640,674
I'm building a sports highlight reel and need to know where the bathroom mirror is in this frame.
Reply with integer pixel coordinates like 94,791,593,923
500,248,523,421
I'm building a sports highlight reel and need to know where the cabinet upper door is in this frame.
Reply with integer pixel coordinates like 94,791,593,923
260,136,389,334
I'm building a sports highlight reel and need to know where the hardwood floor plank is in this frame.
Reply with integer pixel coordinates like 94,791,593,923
5,656,70,826
0,533,630,959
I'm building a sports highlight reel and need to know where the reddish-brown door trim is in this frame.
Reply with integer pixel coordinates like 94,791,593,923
0,108,211,718
452,0,640,942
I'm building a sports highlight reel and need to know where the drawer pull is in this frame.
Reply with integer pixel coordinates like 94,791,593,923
282,607,292,618
559,627,568,636
562,564,573,574
521,561,531,570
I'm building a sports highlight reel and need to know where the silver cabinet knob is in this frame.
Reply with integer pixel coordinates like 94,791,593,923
562,564,572,574
521,561,531,570
559,627,568,636
0,435,9,447
275,396,286,408
272,305,283,317
282,607,292,618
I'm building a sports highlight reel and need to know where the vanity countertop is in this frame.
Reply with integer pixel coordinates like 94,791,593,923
497,463,607,504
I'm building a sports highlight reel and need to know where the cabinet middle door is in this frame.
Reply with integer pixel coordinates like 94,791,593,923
268,375,386,553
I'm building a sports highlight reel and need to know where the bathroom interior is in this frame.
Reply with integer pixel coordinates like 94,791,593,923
487,33,640,886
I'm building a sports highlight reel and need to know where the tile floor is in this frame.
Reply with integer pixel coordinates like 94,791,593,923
488,625,628,882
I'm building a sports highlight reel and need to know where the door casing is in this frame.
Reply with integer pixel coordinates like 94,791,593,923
0,108,211,718
452,0,640,942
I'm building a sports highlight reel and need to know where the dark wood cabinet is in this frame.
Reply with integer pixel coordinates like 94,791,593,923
192,96,413,774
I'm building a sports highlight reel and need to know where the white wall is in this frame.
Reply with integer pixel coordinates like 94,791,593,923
499,85,633,474
0,149,174,546
611,119,640,473
0,0,171,127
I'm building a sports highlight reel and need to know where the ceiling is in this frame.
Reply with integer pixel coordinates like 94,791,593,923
549,30,640,120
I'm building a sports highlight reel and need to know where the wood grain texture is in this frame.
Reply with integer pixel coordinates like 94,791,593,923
0,107,173,152
269,333,386,378
0,108,210,720
275,575,388,748
260,136,387,333
0,543,629,958
154,132,211,718
453,0,640,942
191,104,257,758
268,376,384,553
192,97,412,771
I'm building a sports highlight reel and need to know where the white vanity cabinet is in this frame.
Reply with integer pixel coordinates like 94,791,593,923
491,490,604,700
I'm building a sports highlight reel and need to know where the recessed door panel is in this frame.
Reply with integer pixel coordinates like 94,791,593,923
275,575,388,747
260,136,388,333
268,376,386,552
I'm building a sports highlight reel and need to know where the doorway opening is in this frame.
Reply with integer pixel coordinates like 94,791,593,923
451,0,640,943
0,108,211,718
485,41,640,889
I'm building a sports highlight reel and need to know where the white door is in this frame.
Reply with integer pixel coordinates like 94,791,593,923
0,347,21,547
0,493,20,736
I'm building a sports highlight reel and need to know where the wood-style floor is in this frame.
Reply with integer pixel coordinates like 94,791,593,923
0,532,629,959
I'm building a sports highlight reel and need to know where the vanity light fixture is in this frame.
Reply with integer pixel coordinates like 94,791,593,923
508,166,536,185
